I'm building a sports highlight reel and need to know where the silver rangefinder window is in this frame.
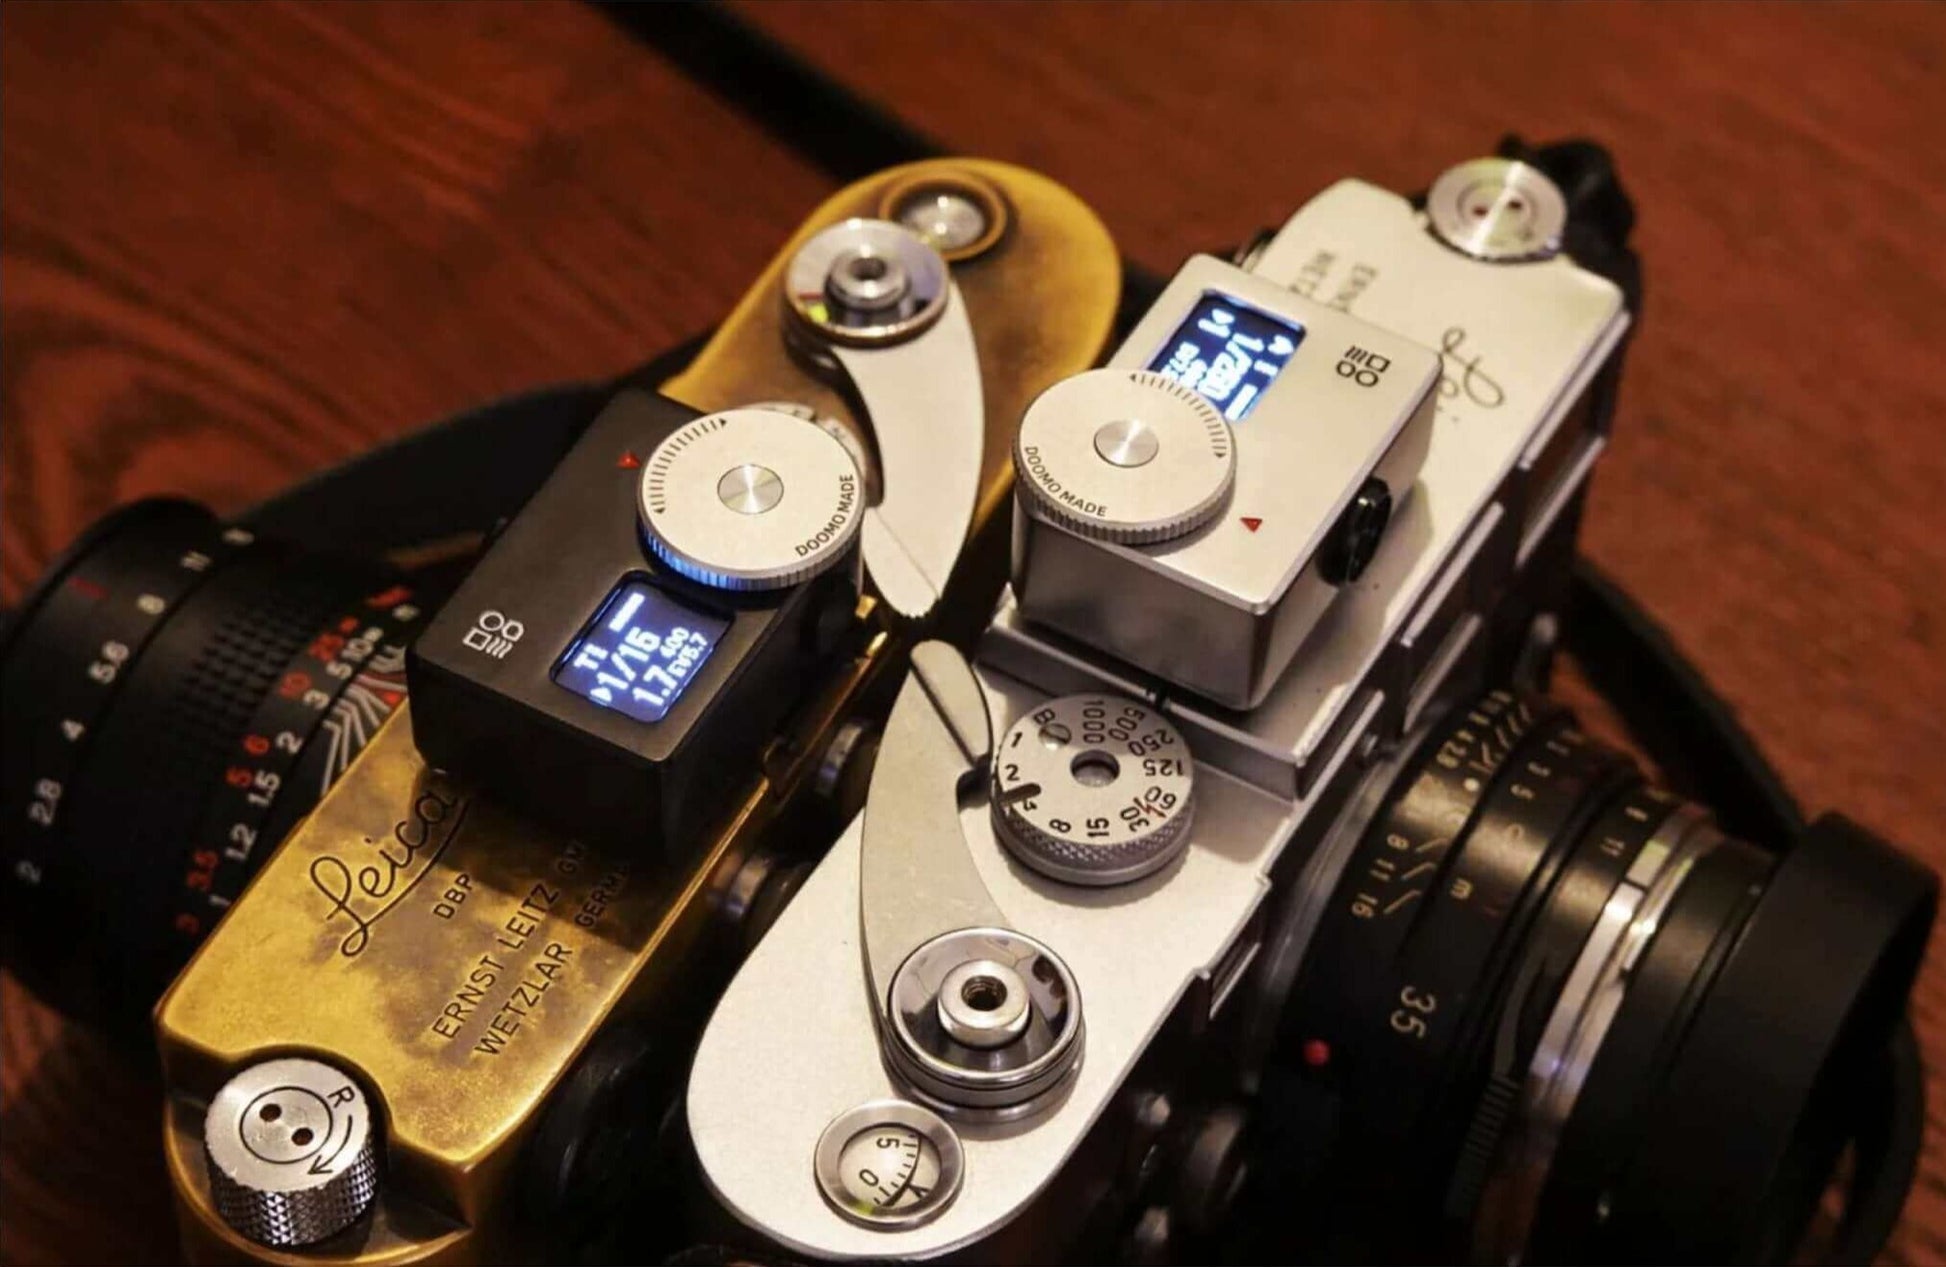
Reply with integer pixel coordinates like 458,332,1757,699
687,158,1630,1261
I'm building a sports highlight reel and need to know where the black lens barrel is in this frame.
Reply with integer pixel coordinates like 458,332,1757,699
1531,814,1936,1263
1267,689,1937,1264
1280,694,1633,1233
1,499,424,1033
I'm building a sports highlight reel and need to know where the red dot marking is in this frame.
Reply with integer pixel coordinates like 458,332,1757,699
1302,1038,1331,1068
618,450,642,469
1240,516,1263,533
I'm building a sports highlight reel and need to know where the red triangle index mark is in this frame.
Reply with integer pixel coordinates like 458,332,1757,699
1240,516,1264,533
617,450,642,469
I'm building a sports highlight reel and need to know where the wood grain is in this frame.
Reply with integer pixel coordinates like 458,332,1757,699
0,0,830,597
0,4,829,1263
4,0,1945,1262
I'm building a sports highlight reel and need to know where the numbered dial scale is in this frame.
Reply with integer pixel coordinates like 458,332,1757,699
991,693,1196,885
408,392,863,857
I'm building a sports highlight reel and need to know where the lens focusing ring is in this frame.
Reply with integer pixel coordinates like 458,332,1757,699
1286,706,1632,1228
1403,727,1636,1214
171,590,418,946
1282,691,1563,1056
0,503,425,1030
1258,683,1933,1264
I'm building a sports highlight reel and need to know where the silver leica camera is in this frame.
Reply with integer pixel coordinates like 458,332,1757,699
689,150,1907,1265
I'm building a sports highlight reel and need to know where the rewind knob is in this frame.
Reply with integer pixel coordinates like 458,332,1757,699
991,693,1196,886
638,407,865,592
1013,369,1236,545
203,1057,380,1248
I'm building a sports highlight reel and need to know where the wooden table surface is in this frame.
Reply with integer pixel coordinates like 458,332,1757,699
3,3,1943,1262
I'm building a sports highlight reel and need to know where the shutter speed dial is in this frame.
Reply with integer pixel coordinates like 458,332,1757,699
638,407,864,592
991,693,1196,886
1013,369,1236,546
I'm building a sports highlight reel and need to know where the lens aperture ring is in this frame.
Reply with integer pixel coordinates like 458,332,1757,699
2,498,451,1030
1288,690,1564,1045
171,585,423,944
67,547,368,1013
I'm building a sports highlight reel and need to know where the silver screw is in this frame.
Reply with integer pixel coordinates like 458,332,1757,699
895,189,989,253
827,246,911,312
1093,418,1161,469
716,463,785,515
936,958,1031,1049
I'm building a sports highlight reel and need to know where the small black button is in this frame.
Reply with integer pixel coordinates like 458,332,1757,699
1319,478,1392,585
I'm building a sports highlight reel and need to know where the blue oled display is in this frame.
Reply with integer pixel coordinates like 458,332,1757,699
553,579,728,723
1147,293,1304,422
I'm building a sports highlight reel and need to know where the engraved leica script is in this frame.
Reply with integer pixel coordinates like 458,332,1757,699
308,783,465,957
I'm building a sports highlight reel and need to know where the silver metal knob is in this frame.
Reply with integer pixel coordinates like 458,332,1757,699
638,407,864,592
785,219,949,346
1014,369,1236,545
881,169,1008,261
991,693,1196,885
1425,157,1568,262
936,957,1033,1049
202,1057,379,1248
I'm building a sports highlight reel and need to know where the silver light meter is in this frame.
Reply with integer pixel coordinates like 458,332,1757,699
1012,258,1440,709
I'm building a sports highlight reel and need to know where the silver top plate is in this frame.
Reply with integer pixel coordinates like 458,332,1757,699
686,176,1631,1259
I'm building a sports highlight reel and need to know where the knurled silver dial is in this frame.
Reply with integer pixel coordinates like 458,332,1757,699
991,693,1195,886
203,1057,380,1248
1014,369,1236,545
639,407,864,591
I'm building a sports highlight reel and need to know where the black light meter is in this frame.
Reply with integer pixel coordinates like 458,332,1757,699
407,390,864,856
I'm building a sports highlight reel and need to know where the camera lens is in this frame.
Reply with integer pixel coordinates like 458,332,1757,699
1255,688,1934,1263
1,498,433,1034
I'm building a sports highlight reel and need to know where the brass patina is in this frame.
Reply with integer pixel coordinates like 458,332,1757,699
156,159,1118,1264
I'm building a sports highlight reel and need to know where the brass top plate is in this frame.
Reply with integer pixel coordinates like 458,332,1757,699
157,158,1117,1265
